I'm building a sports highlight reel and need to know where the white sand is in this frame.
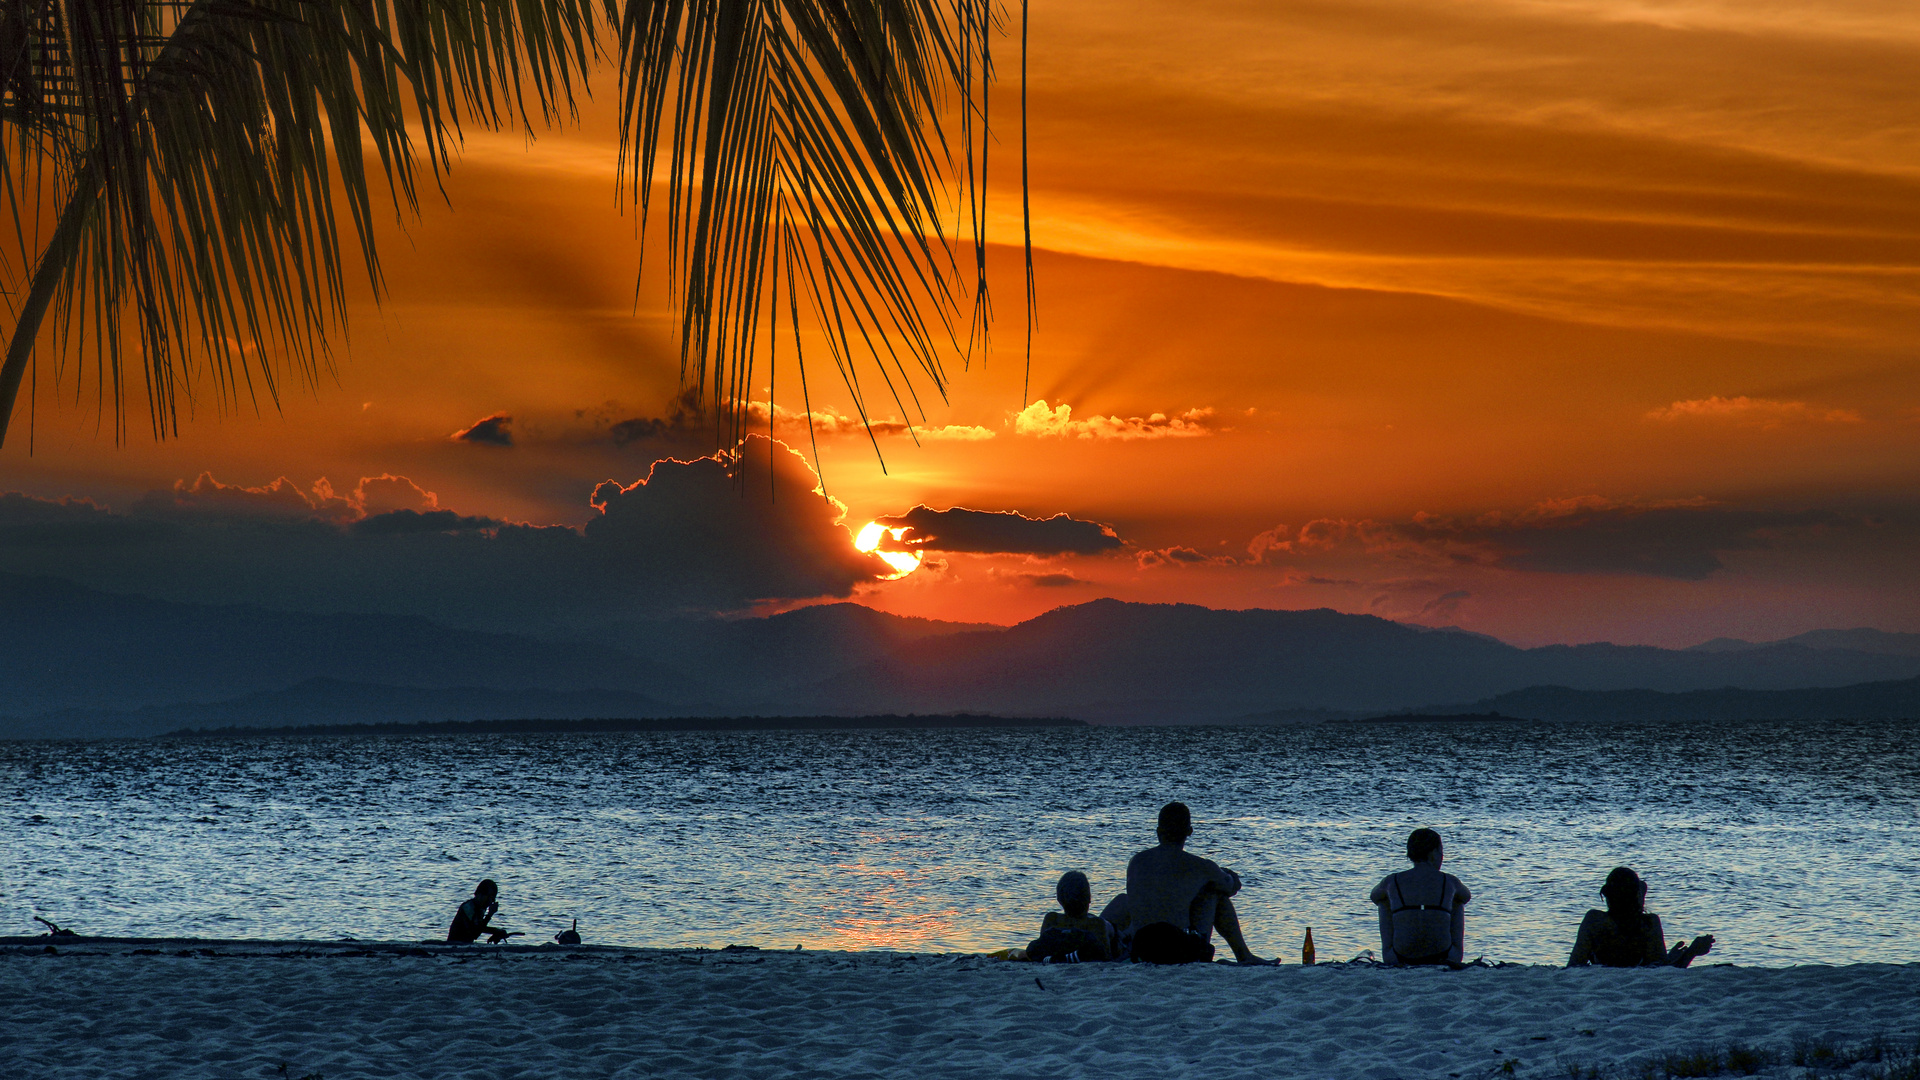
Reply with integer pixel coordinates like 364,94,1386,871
5,941,1917,1079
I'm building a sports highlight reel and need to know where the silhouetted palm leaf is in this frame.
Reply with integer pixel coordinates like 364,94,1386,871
0,0,1022,454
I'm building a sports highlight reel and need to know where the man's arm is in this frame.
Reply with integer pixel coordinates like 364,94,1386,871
1192,854,1240,896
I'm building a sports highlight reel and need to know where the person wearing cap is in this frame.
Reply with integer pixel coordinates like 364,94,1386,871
1118,801,1272,964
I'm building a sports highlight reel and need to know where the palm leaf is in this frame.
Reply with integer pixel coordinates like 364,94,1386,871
0,0,1026,454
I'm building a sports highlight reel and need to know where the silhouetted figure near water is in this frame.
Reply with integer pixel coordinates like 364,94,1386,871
448,879,513,944
1567,867,1714,968
1107,802,1272,964
1026,871,1116,962
1371,828,1471,967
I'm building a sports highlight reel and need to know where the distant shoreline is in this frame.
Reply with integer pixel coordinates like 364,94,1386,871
158,714,1087,739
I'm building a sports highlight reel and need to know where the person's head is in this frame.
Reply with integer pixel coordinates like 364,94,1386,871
1406,828,1443,865
475,878,498,902
1156,801,1193,845
1601,866,1647,926
1055,871,1092,917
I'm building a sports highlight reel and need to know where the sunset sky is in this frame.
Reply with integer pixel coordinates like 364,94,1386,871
4,0,1917,647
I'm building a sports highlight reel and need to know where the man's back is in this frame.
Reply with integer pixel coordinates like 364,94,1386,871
1126,844,1235,931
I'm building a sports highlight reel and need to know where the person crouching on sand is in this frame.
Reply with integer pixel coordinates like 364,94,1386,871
1566,866,1714,968
1117,801,1272,965
1371,828,1471,967
448,878,512,944
1025,871,1117,962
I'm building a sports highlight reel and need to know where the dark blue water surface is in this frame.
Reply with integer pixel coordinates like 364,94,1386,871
2,720,1914,965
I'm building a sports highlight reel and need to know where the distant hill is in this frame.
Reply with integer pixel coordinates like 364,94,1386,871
0,575,701,718
577,603,993,697
1449,677,1920,722
161,713,1085,739
1690,628,1920,658
807,599,1920,722
8,576,1920,736
1,679,677,740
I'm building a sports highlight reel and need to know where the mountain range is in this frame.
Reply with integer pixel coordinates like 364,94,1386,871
3,573,1917,737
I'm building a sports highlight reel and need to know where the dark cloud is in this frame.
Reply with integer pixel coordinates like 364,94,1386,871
1137,545,1236,569
452,413,514,447
351,509,502,536
608,388,706,447
1020,572,1090,588
1250,498,1854,580
872,505,1123,556
0,437,891,631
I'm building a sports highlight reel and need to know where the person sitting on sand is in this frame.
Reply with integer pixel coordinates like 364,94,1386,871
1370,828,1471,967
1567,866,1714,968
448,879,512,944
1114,801,1271,965
1026,871,1116,963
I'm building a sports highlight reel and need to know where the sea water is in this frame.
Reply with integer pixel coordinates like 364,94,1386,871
2,720,1915,966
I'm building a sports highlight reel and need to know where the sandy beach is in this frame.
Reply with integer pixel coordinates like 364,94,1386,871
5,940,1917,1080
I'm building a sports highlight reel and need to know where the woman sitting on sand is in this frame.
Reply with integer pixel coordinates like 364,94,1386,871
1566,867,1714,968
1370,828,1471,967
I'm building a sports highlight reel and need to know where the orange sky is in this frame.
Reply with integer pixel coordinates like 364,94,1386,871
4,0,1918,646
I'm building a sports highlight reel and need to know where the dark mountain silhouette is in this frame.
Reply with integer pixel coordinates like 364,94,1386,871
3,678,674,740
0,574,702,716
7,578,1919,736
579,603,991,696
804,599,1920,722
1690,628,1920,658
1447,677,1920,722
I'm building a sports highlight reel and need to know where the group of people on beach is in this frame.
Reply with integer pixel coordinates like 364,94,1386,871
1021,801,1715,968
443,799,1716,967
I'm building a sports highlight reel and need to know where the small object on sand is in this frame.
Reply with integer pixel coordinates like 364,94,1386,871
556,919,581,946
1302,927,1316,966
33,916,77,938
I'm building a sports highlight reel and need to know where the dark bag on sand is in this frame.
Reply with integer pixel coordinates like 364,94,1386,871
1026,925,1110,963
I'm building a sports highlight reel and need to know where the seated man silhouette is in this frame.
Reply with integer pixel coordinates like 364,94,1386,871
1117,801,1271,964
447,878,514,944
1370,828,1471,967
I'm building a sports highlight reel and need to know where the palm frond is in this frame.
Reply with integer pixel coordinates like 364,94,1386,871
0,0,1026,455
0,0,606,445
616,0,1019,462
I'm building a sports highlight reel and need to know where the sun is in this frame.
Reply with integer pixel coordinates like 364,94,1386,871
855,522,923,580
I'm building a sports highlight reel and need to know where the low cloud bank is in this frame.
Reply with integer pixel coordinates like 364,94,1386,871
872,505,1124,556
0,437,890,630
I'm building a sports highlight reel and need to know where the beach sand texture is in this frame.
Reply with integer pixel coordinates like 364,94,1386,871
5,943,1918,1079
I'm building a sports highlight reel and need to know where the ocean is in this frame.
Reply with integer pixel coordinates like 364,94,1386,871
4,719,1914,966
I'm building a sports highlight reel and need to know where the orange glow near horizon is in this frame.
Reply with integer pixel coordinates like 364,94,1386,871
2,1,1918,646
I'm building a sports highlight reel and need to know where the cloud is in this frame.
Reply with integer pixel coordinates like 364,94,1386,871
351,509,502,536
1013,400,1216,440
1645,396,1865,428
1249,497,1849,580
585,437,890,604
871,505,1124,555
452,413,515,446
1136,545,1236,569
605,393,995,446
0,438,894,629
741,401,995,442
133,473,359,524
1421,590,1471,619
1003,570,1093,588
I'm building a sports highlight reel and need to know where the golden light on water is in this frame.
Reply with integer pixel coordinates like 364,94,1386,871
855,522,922,579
